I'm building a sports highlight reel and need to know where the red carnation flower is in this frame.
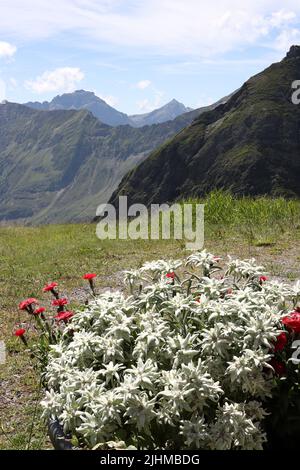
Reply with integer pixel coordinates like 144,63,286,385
166,272,175,279
282,312,300,334
33,307,46,319
273,332,288,352
270,358,286,376
83,273,97,280
52,298,68,307
83,273,97,295
55,311,74,323
19,298,39,313
14,327,28,346
43,282,58,292
14,328,26,337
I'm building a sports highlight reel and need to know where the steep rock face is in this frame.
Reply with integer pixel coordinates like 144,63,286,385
109,47,300,208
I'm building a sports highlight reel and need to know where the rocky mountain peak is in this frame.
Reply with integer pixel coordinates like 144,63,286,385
285,45,300,59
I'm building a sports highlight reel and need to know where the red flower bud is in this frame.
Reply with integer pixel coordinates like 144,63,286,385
54,311,74,323
166,272,175,279
19,298,39,312
33,307,46,315
83,273,97,280
14,328,26,337
52,298,68,307
43,282,58,292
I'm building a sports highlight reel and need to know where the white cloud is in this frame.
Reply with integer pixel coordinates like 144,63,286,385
0,1,300,56
137,89,164,112
274,28,300,51
136,80,151,90
0,41,16,59
195,94,215,108
137,99,151,112
269,9,296,28
25,67,84,94
9,77,17,88
98,93,119,107
0,79,6,101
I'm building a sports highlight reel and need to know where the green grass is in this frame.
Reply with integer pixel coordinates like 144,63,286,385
186,190,300,245
0,192,300,449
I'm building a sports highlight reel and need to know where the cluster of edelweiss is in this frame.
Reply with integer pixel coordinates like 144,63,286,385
16,251,300,450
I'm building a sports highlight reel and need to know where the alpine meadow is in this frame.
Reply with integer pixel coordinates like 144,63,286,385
0,0,300,460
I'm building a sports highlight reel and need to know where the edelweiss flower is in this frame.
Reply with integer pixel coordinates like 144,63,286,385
40,250,297,450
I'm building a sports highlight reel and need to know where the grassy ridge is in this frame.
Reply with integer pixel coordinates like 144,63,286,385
0,193,299,449
190,190,300,245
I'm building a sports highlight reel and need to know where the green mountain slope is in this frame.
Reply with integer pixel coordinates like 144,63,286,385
109,46,300,208
0,103,207,224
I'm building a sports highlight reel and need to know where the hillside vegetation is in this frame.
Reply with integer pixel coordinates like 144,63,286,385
0,103,201,224
1,194,300,448
110,46,300,206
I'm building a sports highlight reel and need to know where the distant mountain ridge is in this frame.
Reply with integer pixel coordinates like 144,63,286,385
129,99,192,127
109,46,300,208
24,90,130,126
24,91,193,127
0,97,224,224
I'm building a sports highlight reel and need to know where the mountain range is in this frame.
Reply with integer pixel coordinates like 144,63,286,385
109,46,300,209
1,47,299,225
24,91,192,127
0,99,222,224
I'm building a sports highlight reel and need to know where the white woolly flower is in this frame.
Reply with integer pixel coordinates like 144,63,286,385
41,251,296,450
226,256,266,280
208,402,266,450
186,250,220,273
180,417,208,448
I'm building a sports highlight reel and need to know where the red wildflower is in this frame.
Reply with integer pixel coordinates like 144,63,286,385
83,273,97,280
166,272,175,279
273,332,288,352
33,307,46,316
259,276,269,284
55,311,74,322
270,358,286,376
19,298,38,311
52,298,68,307
14,328,26,337
43,282,58,292
282,312,300,334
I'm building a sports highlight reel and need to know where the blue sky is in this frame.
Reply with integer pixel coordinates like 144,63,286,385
0,0,300,114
